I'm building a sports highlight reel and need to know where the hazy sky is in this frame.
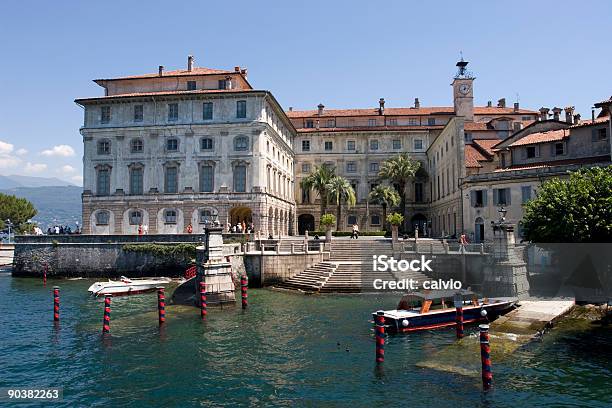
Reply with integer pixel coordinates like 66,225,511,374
1,0,610,185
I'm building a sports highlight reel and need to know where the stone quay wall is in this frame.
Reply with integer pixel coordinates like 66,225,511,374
12,234,204,278
244,252,325,287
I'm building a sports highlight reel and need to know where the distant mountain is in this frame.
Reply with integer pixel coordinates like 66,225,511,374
0,174,76,189
0,186,82,229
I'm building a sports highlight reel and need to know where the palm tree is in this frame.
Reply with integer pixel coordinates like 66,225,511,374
378,153,420,231
300,165,335,216
326,176,356,230
368,185,400,231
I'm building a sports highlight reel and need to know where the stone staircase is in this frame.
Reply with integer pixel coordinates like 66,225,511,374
275,261,337,292
319,239,431,293
275,238,435,293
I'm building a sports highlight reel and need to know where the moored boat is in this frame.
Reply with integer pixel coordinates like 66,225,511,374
87,276,172,297
373,289,516,333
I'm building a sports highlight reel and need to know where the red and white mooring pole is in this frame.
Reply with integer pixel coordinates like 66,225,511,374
240,275,248,309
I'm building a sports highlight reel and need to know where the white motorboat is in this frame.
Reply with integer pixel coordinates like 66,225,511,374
87,276,172,297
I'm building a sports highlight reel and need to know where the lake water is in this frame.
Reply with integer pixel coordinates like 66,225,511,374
1,274,610,407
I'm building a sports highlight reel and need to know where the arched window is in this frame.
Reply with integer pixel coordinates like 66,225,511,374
234,136,248,151
96,211,110,225
129,210,143,225
199,209,217,224
164,209,177,224
130,138,143,153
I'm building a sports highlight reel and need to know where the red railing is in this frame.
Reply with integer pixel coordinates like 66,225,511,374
184,265,197,280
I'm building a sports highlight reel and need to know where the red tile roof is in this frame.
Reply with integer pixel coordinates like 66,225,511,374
75,88,258,103
570,116,610,128
465,144,490,168
295,125,444,133
464,122,492,131
508,129,569,147
472,139,498,156
494,156,611,172
287,106,537,119
473,106,537,115
286,107,455,118
95,67,235,82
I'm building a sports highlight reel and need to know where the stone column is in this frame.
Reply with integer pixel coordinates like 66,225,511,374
196,227,236,305
483,223,530,298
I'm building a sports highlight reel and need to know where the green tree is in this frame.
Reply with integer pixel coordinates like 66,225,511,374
522,166,612,242
300,165,335,216
0,193,37,234
378,153,420,230
326,176,356,230
368,185,400,231
386,212,405,226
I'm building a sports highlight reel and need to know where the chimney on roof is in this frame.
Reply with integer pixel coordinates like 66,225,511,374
487,100,492,107
379,98,385,115
317,103,324,116
288,107,293,112
552,107,562,121
234,66,240,72
539,107,550,121
564,106,575,124
513,102,520,113
574,113,581,124
240,68,247,79
592,108,596,123
187,55,194,72
497,98,506,108
414,98,420,109
158,65,164,76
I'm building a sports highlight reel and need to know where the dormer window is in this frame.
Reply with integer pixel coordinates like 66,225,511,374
305,120,314,128
218,79,226,90
187,81,196,90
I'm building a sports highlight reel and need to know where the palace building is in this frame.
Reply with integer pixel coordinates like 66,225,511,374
76,56,296,236
287,60,538,236
76,56,609,240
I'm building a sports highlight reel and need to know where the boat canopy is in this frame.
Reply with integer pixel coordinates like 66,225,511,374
397,289,475,310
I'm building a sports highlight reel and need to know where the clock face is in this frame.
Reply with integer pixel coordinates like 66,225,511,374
459,84,471,95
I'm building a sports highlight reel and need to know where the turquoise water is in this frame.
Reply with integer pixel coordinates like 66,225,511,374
1,273,611,407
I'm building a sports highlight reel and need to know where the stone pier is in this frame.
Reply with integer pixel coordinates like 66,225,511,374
195,227,236,305
482,222,530,298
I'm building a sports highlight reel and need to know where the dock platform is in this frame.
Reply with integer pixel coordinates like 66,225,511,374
416,299,576,376
491,299,575,338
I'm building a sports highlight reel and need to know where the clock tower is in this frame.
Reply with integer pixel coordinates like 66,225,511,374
452,57,474,121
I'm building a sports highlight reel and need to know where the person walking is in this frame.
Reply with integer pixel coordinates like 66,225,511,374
186,223,193,234
352,224,359,239
138,223,143,236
